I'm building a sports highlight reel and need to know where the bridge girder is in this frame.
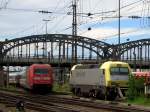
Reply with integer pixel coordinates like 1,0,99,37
118,39,150,55
2,34,150,67
2,34,111,59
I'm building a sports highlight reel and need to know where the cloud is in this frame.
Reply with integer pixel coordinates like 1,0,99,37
8,0,54,9
0,0,148,41
79,28,117,40
79,26,150,41
79,27,136,40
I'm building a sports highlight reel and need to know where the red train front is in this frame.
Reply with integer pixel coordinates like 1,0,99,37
19,64,54,91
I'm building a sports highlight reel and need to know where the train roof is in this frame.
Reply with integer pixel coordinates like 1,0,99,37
100,61,129,69
30,64,51,67
71,64,83,70
71,64,99,70
71,61,129,70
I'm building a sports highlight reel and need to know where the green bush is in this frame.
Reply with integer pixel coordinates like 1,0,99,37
52,82,71,94
126,74,145,100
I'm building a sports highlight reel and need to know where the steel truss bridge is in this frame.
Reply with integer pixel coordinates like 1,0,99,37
0,34,150,68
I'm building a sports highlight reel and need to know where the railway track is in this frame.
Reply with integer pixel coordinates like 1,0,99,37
25,94,150,112
0,89,150,112
0,95,80,112
0,90,108,112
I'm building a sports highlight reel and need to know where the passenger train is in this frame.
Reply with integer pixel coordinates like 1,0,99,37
16,64,54,91
69,61,131,100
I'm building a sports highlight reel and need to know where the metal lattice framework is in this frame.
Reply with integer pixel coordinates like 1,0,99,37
1,34,150,67
119,39,150,54
3,34,111,56
115,39,150,68
0,34,111,66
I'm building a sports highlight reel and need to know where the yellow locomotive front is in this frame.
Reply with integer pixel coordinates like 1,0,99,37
100,61,131,99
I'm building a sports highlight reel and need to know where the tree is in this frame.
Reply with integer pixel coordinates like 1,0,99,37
126,74,144,100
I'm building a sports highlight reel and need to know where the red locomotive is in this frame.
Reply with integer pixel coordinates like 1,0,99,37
17,64,54,91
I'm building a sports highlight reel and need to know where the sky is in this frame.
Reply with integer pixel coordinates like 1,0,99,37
1,0,149,74
0,0,150,44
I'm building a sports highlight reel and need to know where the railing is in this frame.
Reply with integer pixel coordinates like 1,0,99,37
121,59,150,66
2,56,101,64
2,56,150,66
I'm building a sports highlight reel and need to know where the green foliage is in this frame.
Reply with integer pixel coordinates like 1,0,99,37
0,85,17,91
126,74,136,100
128,96,150,106
52,82,71,94
126,74,145,100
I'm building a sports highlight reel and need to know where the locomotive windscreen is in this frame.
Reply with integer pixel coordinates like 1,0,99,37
110,67,129,81
110,67,129,75
34,69,49,75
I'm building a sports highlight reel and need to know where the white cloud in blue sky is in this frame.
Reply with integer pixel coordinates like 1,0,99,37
79,17,150,44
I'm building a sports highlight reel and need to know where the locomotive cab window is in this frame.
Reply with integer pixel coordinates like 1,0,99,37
34,69,48,75
110,67,129,75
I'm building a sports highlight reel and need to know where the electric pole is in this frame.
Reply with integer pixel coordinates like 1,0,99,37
118,0,121,58
72,0,77,63
43,19,50,57
43,19,50,34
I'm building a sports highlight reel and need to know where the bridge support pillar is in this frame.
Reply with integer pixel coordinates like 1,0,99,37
0,66,8,87
0,42,3,64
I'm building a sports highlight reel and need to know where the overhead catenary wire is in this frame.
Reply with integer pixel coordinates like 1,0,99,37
78,0,150,38
46,0,72,33
72,0,143,32
141,0,147,27
90,0,103,13
1,0,72,38
0,0,11,9
3,0,11,8
77,0,141,18
0,0,148,40
0,0,142,23
148,1,150,26
0,0,4,9
1,0,141,17
2,7,68,15
56,11,147,36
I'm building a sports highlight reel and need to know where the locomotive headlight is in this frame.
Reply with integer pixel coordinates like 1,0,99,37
33,77,41,80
